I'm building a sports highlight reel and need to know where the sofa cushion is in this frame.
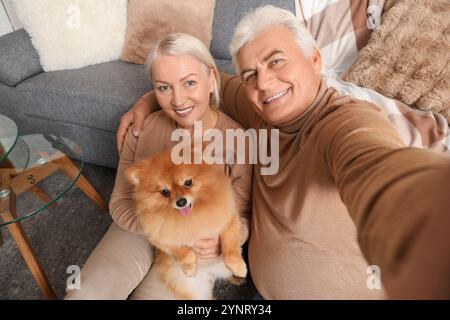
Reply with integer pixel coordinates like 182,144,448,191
0,29,42,86
211,0,296,60
14,60,152,132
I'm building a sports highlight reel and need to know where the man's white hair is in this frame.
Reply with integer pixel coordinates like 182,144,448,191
145,33,221,108
229,5,321,74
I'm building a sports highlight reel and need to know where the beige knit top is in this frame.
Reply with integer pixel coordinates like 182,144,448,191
109,110,252,244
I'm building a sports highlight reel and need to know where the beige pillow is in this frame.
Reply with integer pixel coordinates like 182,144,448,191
120,0,215,65
342,0,450,122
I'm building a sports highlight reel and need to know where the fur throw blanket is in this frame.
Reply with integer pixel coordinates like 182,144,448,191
342,0,450,122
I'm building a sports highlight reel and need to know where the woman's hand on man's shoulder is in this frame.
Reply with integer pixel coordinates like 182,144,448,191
116,97,152,154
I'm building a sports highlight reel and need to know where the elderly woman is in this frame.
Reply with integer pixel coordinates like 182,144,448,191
65,33,252,299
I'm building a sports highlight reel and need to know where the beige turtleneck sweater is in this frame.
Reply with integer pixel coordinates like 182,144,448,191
141,75,450,299
219,74,450,299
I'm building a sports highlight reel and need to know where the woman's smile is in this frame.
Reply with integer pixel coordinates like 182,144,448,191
174,106,195,118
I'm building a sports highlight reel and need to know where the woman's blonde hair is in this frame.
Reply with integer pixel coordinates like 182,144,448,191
145,33,221,108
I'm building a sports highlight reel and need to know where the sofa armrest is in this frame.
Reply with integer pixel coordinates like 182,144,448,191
0,29,43,86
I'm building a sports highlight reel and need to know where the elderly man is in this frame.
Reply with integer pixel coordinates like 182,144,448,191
117,6,450,299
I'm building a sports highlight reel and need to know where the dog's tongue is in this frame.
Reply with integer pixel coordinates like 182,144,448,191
178,206,191,216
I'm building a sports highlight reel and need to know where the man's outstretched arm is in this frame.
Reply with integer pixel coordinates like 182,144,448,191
317,100,450,297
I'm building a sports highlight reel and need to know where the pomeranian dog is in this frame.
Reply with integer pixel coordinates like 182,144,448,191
125,149,247,300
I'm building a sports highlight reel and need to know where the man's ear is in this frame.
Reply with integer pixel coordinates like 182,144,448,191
125,165,141,186
310,48,322,76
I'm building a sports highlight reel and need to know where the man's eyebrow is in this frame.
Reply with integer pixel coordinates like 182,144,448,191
239,49,285,78
262,49,284,63
240,68,255,78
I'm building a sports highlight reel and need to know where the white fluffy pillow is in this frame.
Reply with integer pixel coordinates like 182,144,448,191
14,0,127,72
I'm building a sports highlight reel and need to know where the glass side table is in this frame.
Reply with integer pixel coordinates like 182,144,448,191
0,114,18,164
0,128,107,299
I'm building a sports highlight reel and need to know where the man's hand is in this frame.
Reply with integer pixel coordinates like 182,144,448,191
191,235,221,260
116,97,151,153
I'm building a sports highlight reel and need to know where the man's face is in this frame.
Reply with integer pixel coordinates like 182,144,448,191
237,25,322,125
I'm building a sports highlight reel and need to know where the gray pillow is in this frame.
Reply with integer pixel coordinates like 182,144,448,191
0,29,43,86
211,0,296,60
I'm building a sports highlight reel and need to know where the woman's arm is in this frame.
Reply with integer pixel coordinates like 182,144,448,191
110,128,145,235
116,94,157,153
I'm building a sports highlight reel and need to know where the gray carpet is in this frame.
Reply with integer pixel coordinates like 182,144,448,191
0,163,256,300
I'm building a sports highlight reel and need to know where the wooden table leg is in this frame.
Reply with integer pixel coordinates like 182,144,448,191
1,175,56,299
54,155,108,213
29,185,57,208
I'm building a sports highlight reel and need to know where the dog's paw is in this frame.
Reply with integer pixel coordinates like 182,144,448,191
224,255,247,278
177,249,197,277
182,264,197,277
228,275,247,286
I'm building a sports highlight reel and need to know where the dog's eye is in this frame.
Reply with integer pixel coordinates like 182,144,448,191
160,188,170,197
184,179,192,188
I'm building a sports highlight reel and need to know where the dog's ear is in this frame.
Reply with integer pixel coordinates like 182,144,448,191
125,165,142,186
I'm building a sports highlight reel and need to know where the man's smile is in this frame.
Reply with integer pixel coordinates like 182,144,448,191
263,88,290,104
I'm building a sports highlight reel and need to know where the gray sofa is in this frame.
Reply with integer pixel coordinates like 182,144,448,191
0,0,295,169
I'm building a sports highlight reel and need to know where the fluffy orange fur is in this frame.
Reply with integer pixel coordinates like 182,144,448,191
126,149,247,299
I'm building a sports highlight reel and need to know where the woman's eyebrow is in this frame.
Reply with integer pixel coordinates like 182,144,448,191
180,73,197,81
154,73,198,84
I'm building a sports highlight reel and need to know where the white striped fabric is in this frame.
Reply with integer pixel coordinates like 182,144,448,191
295,0,450,151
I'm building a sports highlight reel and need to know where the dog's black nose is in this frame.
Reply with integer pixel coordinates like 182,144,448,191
176,197,187,208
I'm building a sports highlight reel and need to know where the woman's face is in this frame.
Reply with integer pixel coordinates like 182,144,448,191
152,54,215,129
